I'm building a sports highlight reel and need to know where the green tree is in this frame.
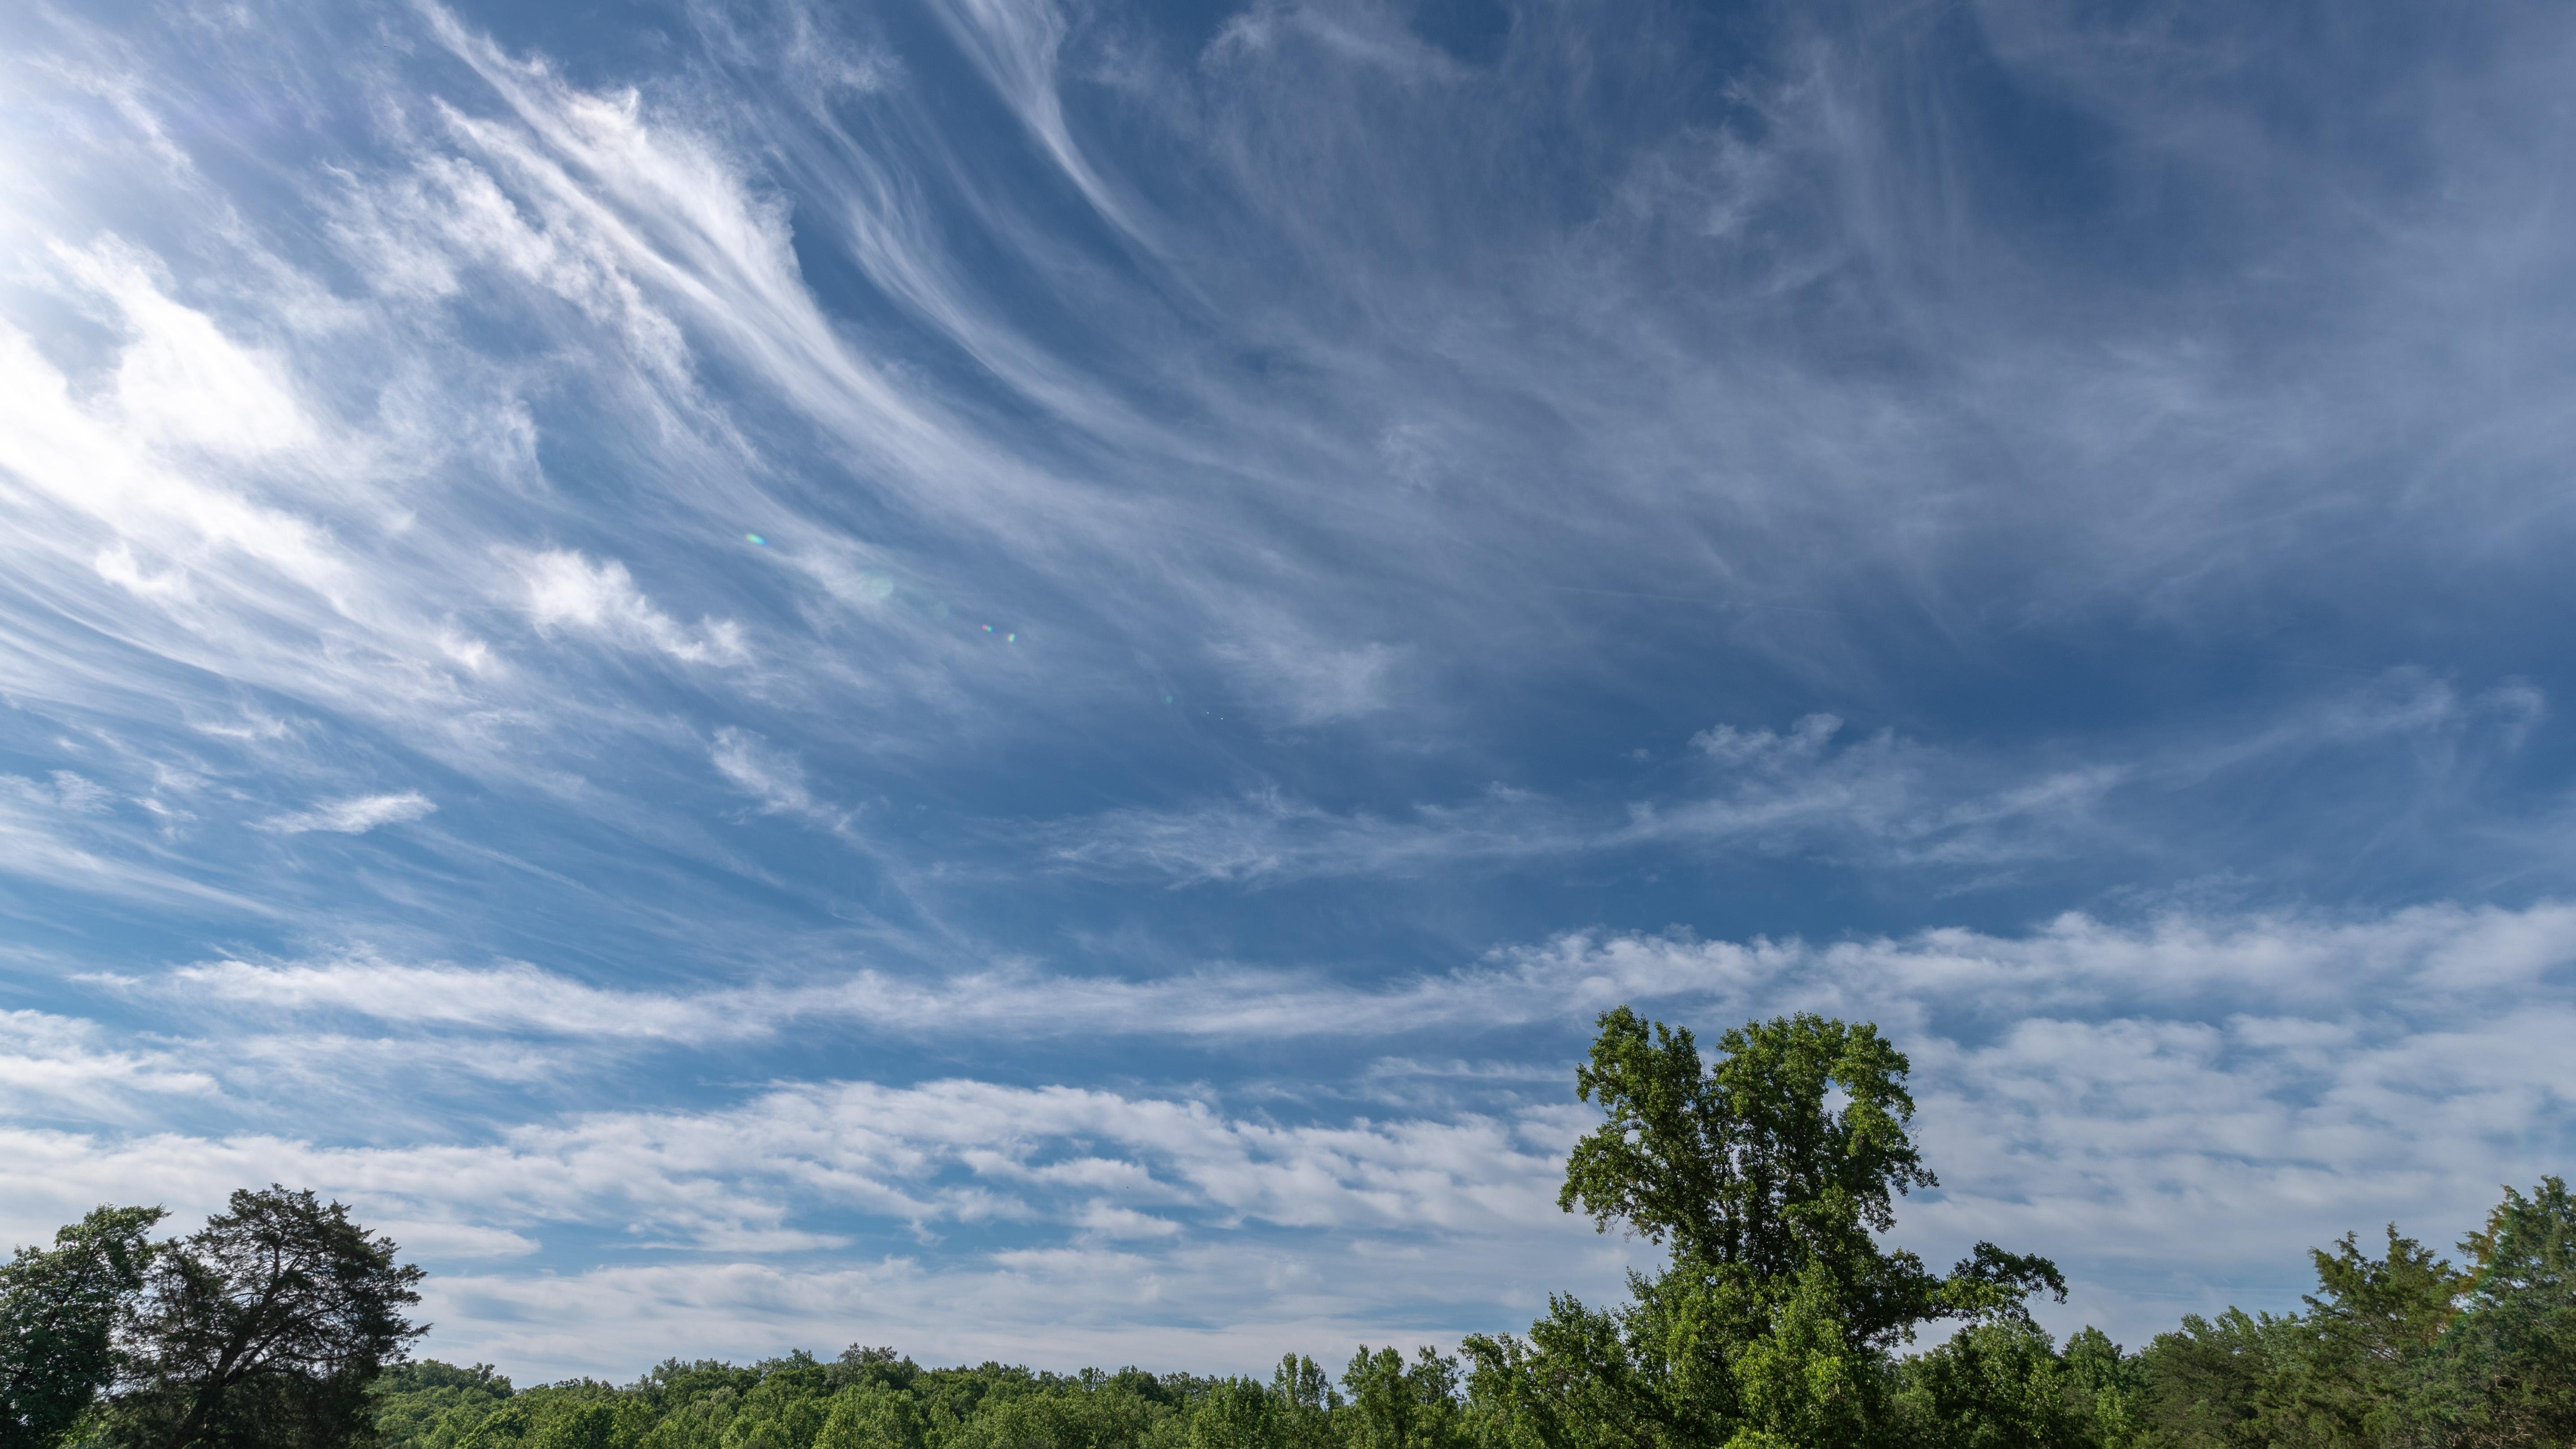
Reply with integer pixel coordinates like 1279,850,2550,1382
2057,1329,2145,1448
719,1359,832,1449
1267,1356,1336,1449
817,1381,927,1449
2424,1176,2576,1448
373,1361,514,1449
0,1205,163,1448
1561,1012,1928,1282
938,1372,1182,1449
1467,1010,2063,1449
1185,1379,1277,1449
1339,1348,1465,1449
2136,1307,2307,1449
1723,1260,1876,1449
1464,1295,1653,1449
2131,1217,2479,1449
1559,1010,2061,1350
447,1388,632,1449
528,1401,623,1449
1895,1320,2086,1449
103,1185,425,1449
2291,1227,2461,1445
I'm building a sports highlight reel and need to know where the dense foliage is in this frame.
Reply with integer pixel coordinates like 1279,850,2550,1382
0,1207,163,1447
9,1011,2569,1448
368,1347,1407,1449
0,1186,423,1449
2111,1180,2576,1449
1471,1010,2070,1448
108,1186,427,1448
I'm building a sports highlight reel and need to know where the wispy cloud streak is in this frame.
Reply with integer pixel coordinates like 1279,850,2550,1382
259,793,438,835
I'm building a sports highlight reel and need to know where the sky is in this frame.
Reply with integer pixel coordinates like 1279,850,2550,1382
2,0,2574,1383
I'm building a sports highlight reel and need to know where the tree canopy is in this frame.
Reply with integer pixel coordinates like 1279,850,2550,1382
1473,1009,2067,1449
105,1184,427,1449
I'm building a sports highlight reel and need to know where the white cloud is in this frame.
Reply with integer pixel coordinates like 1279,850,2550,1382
145,955,748,1043
512,549,748,665
0,1073,1585,1375
258,792,438,835
53,240,318,459
1211,636,1406,726
0,1010,218,1115
9,771,114,815
922,0,1148,244
711,727,854,834
109,898,2576,1061
1690,712,1842,766
92,542,194,602
1043,788,1518,886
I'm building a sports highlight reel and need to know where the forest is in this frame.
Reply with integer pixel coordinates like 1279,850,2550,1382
3,1010,2568,1449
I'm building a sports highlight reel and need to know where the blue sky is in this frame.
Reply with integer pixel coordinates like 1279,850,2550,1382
3,0,2574,1380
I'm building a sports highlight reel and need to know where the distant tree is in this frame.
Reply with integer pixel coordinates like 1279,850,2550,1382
2136,1305,2298,1448
724,1360,835,1449
938,1368,1184,1449
370,1361,513,1449
0,1204,163,1448
525,1401,620,1449
2131,1216,2486,1449
819,1378,929,1449
1186,1378,1280,1449
104,1185,424,1449
2057,1328,2147,1448
832,1347,921,1395
1339,1348,1466,1449
442,1385,635,1449
1268,1354,1339,1449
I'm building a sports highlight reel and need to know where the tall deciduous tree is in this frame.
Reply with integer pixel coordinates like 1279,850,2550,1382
0,1204,163,1449
1560,1009,1929,1280
106,1185,424,1449
1468,1009,2063,1449
1559,1009,2062,1349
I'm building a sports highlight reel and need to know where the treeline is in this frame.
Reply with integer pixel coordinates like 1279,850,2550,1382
361,1241,2576,1449
7,1010,2570,1448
